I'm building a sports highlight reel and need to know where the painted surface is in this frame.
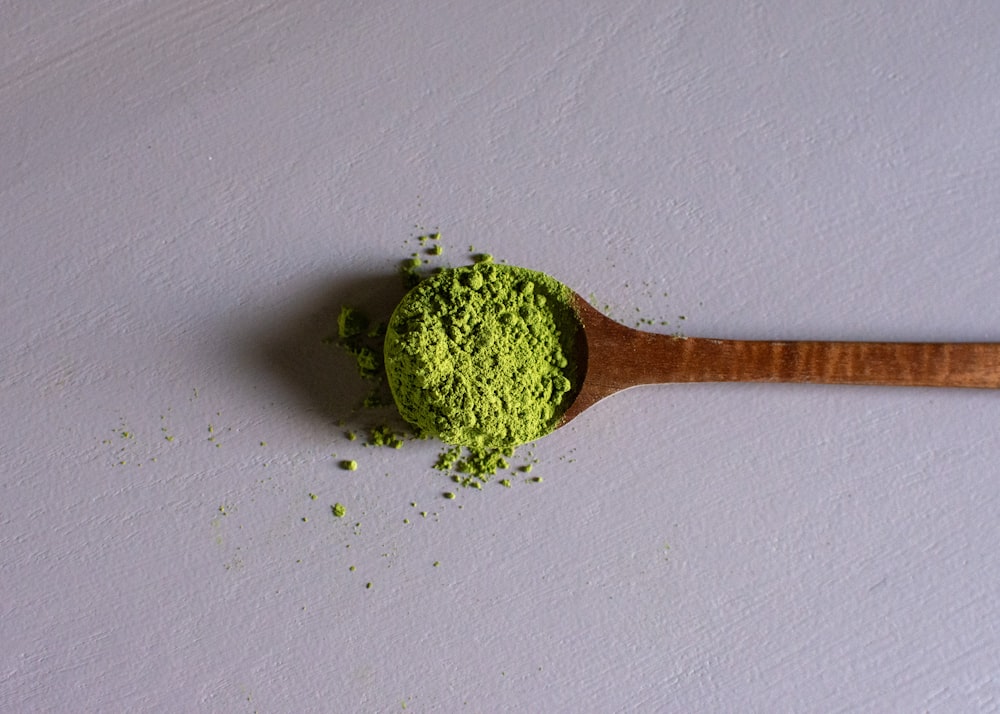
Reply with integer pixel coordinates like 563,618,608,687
3,2,999,710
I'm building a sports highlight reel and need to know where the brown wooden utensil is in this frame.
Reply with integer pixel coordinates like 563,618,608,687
560,293,1000,425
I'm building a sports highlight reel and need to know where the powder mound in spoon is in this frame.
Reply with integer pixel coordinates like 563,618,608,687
384,262,579,448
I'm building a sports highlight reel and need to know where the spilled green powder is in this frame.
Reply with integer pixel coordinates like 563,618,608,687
400,256,424,290
367,425,404,449
334,306,383,380
332,503,347,518
338,306,369,340
434,446,462,471
452,447,511,477
384,262,578,449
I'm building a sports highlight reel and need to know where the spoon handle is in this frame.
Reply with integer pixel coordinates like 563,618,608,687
565,297,1000,423
624,332,1000,389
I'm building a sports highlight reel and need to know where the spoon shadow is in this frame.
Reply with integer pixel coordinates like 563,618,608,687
239,270,408,430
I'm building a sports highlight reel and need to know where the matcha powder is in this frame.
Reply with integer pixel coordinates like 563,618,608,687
384,261,579,449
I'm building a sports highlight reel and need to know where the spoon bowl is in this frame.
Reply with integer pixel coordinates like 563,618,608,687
560,291,1000,426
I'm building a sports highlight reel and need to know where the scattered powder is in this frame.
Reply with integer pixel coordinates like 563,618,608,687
111,227,689,614
366,425,404,449
437,447,514,489
434,446,462,471
400,256,425,290
338,306,368,340
331,306,385,380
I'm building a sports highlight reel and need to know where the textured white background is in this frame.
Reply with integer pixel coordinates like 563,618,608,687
3,2,1000,711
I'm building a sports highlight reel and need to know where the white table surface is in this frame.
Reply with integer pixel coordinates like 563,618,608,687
4,2,1000,711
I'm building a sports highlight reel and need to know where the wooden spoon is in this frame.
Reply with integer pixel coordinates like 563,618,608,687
560,293,1000,425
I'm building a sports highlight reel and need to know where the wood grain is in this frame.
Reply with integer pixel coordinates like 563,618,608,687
562,294,1000,423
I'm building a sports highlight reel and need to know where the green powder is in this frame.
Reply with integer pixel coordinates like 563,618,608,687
384,262,579,449
367,425,404,449
333,306,384,380
337,306,369,340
